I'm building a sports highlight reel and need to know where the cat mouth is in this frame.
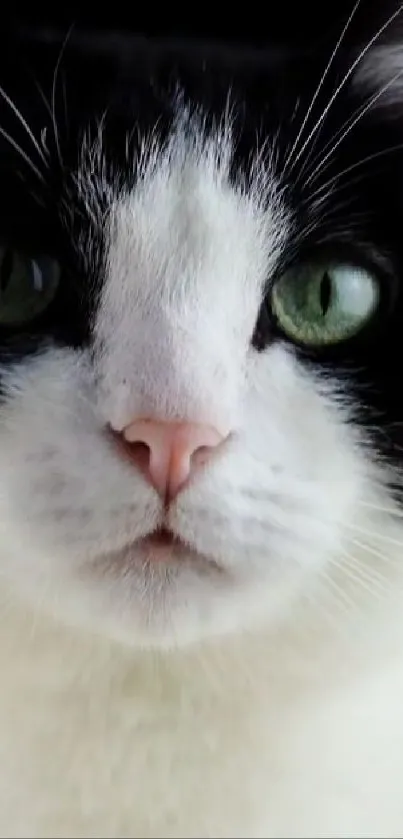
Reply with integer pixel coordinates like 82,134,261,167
91,526,223,579
136,527,221,570
137,526,194,560
140,527,180,550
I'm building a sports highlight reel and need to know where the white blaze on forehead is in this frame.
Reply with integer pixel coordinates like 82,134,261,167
93,120,290,432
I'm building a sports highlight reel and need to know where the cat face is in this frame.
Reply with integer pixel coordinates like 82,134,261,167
0,7,402,648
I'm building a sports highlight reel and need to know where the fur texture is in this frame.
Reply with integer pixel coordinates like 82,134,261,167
1,4,403,836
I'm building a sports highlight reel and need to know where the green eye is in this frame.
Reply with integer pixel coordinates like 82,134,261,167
271,263,380,346
0,247,60,327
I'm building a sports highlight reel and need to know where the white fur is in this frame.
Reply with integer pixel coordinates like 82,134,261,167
0,116,403,836
353,43,403,103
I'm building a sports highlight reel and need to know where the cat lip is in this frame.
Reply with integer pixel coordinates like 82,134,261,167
136,527,222,571
137,526,194,559
141,526,179,549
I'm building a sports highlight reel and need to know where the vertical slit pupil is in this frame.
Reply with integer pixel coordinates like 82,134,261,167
0,249,14,292
319,271,332,315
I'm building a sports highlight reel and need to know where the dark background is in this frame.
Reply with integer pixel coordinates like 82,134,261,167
3,3,398,53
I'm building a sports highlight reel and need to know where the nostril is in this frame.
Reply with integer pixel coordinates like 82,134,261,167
127,441,151,473
191,445,213,468
108,428,151,471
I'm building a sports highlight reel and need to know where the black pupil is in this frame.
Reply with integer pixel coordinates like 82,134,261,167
319,271,332,315
1,249,14,292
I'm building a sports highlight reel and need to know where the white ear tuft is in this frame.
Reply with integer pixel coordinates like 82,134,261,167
354,44,403,105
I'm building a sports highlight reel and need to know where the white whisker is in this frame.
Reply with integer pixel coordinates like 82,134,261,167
304,66,403,188
300,80,397,185
34,79,53,121
319,568,357,611
359,500,403,518
61,73,69,135
0,85,48,169
290,3,403,171
346,521,403,550
52,23,74,166
283,0,361,171
306,142,403,204
339,547,392,588
40,127,49,156
349,536,400,566
336,558,387,598
0,125,45,183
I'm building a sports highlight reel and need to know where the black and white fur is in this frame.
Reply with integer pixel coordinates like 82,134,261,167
1,5,403,836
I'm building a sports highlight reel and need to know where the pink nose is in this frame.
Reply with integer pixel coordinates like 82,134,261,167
120,419,225,502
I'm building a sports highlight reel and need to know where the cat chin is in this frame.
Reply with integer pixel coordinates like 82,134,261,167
44,570,247,651
88,532,225,588
5,532,289,650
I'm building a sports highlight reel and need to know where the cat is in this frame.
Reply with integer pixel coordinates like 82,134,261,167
1,4,403,836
